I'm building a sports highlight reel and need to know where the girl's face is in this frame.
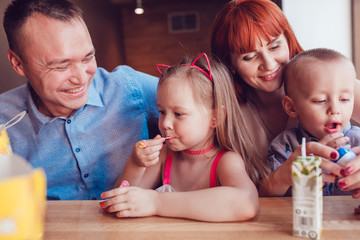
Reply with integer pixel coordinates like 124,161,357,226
157,79,215,152
230,34,290,93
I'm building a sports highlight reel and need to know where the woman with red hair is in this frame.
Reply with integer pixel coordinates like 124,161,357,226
211,0,360,198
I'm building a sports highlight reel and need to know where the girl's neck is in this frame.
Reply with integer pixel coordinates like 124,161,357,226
176,146,219,163
183,144,215,155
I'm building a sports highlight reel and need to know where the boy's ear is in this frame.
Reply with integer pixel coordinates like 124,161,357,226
8,49,26,77
282,96,298,118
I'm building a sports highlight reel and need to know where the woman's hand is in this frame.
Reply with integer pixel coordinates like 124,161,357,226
260,141,340,197
318,133,350,183
337,146,360,198
100,182,158,218
133,135,165,167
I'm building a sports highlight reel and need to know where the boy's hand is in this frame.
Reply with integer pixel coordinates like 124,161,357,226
133,135,166,167
318,132,350,149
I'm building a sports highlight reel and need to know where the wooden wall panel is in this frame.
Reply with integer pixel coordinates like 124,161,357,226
119,0,228,76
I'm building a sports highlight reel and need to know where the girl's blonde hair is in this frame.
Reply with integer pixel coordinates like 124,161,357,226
158,53,270,183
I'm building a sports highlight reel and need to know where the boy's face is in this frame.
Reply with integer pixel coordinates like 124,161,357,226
286,58,355,139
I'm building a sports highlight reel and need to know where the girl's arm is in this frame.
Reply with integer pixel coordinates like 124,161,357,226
114,135,166,189
102,151,258,222
352,79,360,122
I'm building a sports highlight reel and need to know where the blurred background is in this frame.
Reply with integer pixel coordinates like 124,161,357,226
0,0,359,94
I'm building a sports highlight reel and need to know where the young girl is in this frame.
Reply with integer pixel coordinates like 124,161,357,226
100,53,268,222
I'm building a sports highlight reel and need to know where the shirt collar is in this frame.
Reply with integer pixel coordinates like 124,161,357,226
86,81,103,108
342,122,351,135
26,84,58,135
26,81,103,135
297,125,319,142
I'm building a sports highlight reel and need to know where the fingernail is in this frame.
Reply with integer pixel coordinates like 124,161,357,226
340,169,347,177
99,202,104,208
330,152,338,159
120,180,129,188
346,166,354,175
338,181,347,188
101,193,105,198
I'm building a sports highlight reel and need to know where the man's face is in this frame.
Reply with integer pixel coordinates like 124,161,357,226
16,13,97,117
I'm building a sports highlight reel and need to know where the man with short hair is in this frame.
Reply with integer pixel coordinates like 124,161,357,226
0,0,159,200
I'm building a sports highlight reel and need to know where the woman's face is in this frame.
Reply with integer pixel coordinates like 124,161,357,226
230,34,290,93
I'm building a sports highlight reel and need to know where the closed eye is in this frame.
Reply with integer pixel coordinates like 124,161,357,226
175,112,184,117
242,54,256,61
83,55,95,63
313,100,326,104
55,65,69,71
270,43,280,50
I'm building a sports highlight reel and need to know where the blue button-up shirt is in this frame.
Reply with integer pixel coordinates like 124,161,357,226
0,66,159,200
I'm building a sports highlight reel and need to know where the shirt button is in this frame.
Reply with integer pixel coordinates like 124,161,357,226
75,148,80,153
84,173,89,178
67,119,71,124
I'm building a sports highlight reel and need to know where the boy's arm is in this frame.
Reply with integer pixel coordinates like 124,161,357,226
259,133,347,197
258,135,294,197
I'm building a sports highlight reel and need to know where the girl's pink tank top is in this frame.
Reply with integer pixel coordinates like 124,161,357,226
163,151,226,188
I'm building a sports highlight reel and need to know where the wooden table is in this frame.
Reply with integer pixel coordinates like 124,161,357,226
43,196,360,240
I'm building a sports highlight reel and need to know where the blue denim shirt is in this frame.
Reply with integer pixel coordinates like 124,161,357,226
0,66,159,200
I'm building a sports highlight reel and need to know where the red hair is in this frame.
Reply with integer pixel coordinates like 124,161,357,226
211,0,303,101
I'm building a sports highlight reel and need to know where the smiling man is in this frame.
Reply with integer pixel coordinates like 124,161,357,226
0,0,159,200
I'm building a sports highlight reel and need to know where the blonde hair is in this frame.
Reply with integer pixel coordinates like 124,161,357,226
283,48,355,96
158,54,270,183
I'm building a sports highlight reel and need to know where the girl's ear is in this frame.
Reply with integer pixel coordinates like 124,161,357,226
211,116,217,128
8,50,26,77
282,96,298,118
210,106,226,128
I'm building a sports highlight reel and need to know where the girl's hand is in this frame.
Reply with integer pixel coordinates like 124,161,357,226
100,185,158,218
337,146,360,198
133,135,165,167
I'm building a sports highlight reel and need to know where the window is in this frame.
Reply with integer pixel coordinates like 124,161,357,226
168,11,199,33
